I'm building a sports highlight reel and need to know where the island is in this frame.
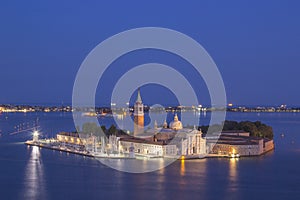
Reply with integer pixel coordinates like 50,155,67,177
25,89,275,160
25,119,274,160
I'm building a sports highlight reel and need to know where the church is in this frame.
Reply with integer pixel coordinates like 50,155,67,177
119,89,207,158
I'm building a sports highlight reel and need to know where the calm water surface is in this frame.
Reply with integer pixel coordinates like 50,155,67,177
0,112,300,200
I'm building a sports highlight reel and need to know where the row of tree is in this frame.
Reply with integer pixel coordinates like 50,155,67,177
76,120,274,140
199,120,274,139
76,123,126,137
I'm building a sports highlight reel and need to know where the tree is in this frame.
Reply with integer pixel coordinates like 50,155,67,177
82,122,97,134
107,124,117,135
238,121,259,137
101,125,107,133
223,121,239,130
75,125,81,132
199,120,274,139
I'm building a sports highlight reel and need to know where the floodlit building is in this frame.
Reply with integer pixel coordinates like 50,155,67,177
53,89,274,159
57,132,85,145
127,89,207,158
206,131,274,156
119,121,206,158
133,88,144,136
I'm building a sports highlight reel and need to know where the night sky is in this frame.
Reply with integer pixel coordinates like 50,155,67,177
1,1,300,106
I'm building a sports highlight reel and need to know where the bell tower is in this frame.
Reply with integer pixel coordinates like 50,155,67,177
134,88,144,135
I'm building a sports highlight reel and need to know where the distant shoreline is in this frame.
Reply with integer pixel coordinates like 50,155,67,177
1,104,300,113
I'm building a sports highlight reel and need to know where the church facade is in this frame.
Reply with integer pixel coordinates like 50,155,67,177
121,89,207,158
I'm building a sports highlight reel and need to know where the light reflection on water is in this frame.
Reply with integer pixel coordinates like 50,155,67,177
180,159,185,176
22,146,47,200
1,112,300,199
228,158,238,192
99,157,174,173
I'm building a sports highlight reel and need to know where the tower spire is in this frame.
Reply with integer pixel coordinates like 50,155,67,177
134,87,144,136
136,88,142,103
163,119,168,128
154,120,158,129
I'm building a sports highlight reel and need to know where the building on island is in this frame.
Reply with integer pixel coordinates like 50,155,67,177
124,89,207,158
57,132,83,145
206,131,275,156
120,114,206,158
133,88,144,136
52,89,274,159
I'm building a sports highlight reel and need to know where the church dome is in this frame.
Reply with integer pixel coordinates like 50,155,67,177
169,114,183,130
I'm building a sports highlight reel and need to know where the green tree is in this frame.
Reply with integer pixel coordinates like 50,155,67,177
238,121,259,137
82,122,98,134
223,121,239,130
101,125,107,133
75,125,81,132
107,124,117,135
199,120,274,139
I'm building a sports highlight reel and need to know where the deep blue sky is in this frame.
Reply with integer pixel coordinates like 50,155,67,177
0,1,300,106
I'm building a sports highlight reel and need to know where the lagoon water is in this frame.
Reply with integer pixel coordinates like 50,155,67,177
1,111,300,200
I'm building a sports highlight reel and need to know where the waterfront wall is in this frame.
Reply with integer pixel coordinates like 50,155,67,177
120,140,165,156
210,138,274,156
264,140,275,153
212,143,263,156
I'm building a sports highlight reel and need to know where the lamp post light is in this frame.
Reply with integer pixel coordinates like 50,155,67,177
33,130,39,143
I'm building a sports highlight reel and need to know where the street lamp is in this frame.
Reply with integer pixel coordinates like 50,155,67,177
33,130,39,143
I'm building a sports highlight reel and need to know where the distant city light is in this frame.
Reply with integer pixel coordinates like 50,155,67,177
280,104,287,109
